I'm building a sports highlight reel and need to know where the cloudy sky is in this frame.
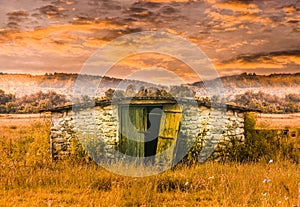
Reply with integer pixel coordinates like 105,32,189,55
0,0,299,83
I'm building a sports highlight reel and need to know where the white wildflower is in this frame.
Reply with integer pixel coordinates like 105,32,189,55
263,179,271,183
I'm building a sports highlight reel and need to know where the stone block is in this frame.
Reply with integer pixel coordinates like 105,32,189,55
237,113,244,118
103,106,112,110
53,137,66,143
107,140,116,145
236,128,244,135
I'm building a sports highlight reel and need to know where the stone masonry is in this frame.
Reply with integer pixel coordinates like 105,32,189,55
48,98,247,162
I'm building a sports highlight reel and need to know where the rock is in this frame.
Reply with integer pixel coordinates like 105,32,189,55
54,138,65,143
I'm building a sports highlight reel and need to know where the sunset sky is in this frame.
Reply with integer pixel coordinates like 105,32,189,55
0,0,299,83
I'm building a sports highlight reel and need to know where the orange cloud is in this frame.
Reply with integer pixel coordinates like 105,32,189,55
213,2,261,14
0,21,119,57
205,10,269,31
216,60,284,70
276,56,300,65
102,53,201,84
283,6,295,14
216,55,300,70
141,0,189,2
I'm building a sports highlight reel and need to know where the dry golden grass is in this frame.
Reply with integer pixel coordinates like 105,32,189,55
0,120,299,206
0,114,47,126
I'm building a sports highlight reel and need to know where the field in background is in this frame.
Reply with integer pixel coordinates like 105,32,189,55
0,117,299,206
255,113,300,129
0,113,49,126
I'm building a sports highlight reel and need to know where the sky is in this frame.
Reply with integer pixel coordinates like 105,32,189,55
0,0,299,84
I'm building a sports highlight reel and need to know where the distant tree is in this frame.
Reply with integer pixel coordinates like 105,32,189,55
125,84,136,97
105,88,115,99
233,91,300,113
170,85,195,97
5,102,17,113
0,89,15,104
14,90,68,113
0,105,6,113
285,94,300,102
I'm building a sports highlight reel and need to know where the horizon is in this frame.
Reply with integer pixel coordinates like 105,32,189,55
1,70,300,90
0,0,300,85
1,70,300,78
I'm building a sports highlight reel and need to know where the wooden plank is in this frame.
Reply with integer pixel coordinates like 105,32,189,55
163,109,182,113
120,106,146,157
157,136,177,139
156,104,182,165
134,107,146,157
120,107,129,154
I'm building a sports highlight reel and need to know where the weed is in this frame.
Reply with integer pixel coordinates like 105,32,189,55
0,120,299,206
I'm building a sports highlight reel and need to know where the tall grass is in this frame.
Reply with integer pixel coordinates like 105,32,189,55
0,121,299,206
217,112,300,163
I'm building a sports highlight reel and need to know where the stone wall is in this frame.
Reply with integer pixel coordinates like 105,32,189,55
197,107,245,161
176,103,245,162
49,101,245,162
50,104,118,160
50,110,74,159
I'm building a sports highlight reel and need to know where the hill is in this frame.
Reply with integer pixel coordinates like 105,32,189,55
1,72,300,99
0,72,300,113
191,73,300,98
0,73,159,98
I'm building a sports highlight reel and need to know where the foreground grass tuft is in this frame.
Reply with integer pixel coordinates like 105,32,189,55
0,121,299,206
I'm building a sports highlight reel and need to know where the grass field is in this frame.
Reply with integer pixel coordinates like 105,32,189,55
0,117,299,206
0,114,48,126
255,113,300,129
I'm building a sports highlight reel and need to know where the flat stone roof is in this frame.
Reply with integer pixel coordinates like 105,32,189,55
39,96,262,113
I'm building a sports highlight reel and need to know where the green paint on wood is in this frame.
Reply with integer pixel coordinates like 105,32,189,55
119,104,182,164
156,104,182,165
120,106,146,157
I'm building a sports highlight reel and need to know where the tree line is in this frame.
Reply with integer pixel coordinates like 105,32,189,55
1,88,300,114
233,91,300,113
0,89,68,113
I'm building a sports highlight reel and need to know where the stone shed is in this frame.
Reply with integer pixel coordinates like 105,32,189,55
42,96,259,165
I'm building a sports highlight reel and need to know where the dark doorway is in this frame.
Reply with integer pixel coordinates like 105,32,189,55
144,106,163,161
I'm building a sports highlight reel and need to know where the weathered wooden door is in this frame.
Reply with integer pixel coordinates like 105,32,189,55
120,106,146,157
156,104,182,165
